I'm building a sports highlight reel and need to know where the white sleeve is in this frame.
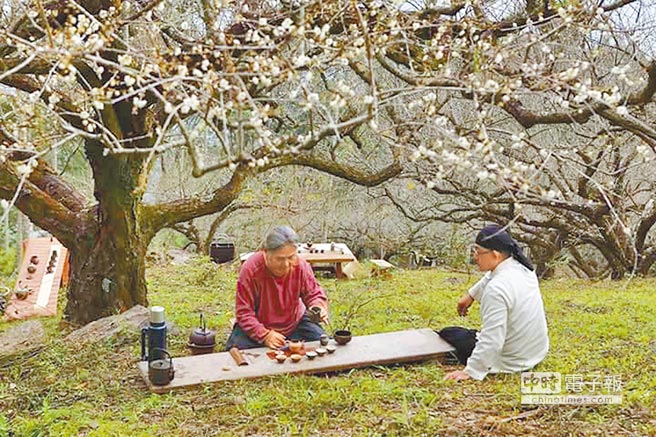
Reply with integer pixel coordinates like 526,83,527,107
467,272,492,302
464,284,509,380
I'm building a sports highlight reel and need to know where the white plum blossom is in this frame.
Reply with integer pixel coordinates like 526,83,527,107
180,96,199,113
295,54,311,68
616,106,628,116
133,97,148,109
118,54,132,66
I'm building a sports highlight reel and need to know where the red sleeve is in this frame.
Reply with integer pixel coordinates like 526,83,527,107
235,274,269,342
299,261,328,310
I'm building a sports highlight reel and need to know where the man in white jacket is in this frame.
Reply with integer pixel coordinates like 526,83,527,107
443,224,549,381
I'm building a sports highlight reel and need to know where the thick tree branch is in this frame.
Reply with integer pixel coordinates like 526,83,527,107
0,161,83,246
418,2,467,20
629,60,656,104
142,165,252,236
599,108,656,149
503,99,598,129
281,154,403,188
602,0,642,12
28,161,88,212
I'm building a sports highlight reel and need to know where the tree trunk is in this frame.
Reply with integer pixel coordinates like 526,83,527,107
63,136,151,325
63,219,149,325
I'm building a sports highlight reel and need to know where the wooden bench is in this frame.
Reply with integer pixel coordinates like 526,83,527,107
370,259,394,278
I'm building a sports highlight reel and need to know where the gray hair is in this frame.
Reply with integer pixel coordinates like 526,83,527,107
264,226,299,251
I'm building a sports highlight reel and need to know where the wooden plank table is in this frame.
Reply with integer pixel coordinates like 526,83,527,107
138,328,455,393
297,243,357,279
299,252,356,279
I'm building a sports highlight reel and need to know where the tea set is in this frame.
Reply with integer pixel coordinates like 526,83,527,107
273,331,349,364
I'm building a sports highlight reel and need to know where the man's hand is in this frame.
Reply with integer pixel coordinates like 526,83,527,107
457,293,474,317
263,330,286,349
444,370,471,381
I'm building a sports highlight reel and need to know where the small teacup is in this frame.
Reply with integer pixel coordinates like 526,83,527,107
309,306,322,323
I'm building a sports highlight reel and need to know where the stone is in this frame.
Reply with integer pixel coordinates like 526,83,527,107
65,305,149,345
0,320,45,361
64,305,179,346
167,249,194,265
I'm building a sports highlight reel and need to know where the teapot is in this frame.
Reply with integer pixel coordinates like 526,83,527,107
188,313,216,355
148,348,175,386
288,339,304,354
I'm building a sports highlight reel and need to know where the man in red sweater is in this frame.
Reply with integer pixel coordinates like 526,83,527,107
226,226,329,350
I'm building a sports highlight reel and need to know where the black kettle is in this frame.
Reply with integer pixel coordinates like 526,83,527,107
148,348,175,386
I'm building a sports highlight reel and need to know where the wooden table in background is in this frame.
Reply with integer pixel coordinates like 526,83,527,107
299,252,356,279
240,243,358,279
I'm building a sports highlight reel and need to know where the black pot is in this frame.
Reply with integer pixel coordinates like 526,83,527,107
209,241,235,264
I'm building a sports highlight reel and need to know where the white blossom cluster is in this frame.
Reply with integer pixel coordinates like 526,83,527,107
0,0,652,189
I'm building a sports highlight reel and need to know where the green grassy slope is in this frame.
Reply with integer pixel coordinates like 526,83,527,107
0,258,654,436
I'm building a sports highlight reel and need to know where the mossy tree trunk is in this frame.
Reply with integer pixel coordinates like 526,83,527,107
64,222,149,323
62,137,151,323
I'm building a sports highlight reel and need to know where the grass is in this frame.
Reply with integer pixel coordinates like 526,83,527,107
0,257,655,436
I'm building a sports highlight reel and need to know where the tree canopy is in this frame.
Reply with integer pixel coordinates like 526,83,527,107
1,0,654,322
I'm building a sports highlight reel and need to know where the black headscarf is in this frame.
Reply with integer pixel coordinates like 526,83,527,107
475,224,534,271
